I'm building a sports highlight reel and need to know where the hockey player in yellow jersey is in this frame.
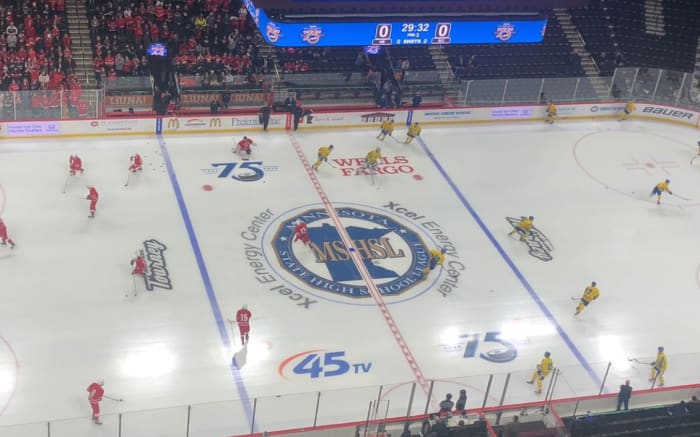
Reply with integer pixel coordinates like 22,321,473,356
546,103,557,124
404,122,422,144
312,145,334,171
650,346,668,386
423,247,446,278
508,216,534,241
650,179,672,204
575,281,600,316
364,147,382,171
377,120,395,141
619,102,636,120
527,352,553,394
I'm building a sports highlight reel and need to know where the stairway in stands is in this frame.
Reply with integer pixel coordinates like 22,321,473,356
427,46,459,104
65,0,95,87
553,8,610,98
643,0,666,36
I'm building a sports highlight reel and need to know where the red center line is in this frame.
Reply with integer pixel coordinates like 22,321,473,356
288,134,431,398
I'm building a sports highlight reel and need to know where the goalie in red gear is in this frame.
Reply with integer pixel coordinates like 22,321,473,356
131,252,147,275
69,155,84,175
235,136,254,159
294,221,310,245
0,218,15,248
129,153,143,172
86,186,99,218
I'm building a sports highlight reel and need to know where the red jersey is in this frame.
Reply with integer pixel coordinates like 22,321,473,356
87,383,104,403
236,308,251,327
237,137,253,152
294,223,308,236
131,154,142,166
87,187,99,201
0,220,7,239
70,155,82,170
131,256,147,275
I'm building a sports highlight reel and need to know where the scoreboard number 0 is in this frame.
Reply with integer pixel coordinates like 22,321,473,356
372,23,392,45
436,23,451,38
431,23,452,44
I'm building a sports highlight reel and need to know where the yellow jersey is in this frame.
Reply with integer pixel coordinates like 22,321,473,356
654,352,667,371
407,123,422,137
547,103,557,115
366,150,382,165
582,285,600,302
656,181,670,193
428,249,446,267
380,120,394,133
625,102,636,113
539,356,554,376
517,218,533,231
317,146,333,159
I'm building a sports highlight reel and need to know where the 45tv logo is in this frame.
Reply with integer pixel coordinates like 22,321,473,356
441,331,517,363
203,161,279,182
278,350,372,379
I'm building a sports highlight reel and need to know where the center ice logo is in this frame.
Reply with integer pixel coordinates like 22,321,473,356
272,207,430,299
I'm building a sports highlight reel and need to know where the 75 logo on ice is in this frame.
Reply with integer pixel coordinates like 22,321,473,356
202,161,279,182
278,350,372,379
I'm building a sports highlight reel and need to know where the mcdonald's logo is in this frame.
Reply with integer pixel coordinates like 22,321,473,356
210,118,222,128
167,118,180,130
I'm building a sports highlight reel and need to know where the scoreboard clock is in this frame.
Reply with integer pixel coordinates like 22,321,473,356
242,0,546,47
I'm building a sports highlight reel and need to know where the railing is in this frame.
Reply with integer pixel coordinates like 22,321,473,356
2,351,700,437
1,67,697,122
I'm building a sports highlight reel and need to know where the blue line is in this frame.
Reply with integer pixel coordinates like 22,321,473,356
416,136,603,390
157,135,256,428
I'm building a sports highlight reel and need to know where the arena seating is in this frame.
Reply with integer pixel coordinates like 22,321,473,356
563,400,700,437
445,12,585,80
0,0,88,119
571,0,700,74
89,0,267,87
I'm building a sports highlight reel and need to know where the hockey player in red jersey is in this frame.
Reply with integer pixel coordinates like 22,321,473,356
235,136,255,159
131,251,147,275
235,305,252,345
69,155,84,175
87,380,105,424
0,218,15,249
129,153,143,172
294,221,310,245
86,186,99,218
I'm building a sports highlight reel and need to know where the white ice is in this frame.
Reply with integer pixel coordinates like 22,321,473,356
0,118,699,436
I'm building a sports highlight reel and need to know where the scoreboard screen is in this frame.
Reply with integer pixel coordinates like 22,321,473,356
242,0,546,47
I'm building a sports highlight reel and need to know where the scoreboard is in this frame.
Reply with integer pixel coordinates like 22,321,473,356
242,0,547,47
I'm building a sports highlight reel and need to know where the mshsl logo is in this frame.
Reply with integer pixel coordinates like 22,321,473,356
272,207,430,299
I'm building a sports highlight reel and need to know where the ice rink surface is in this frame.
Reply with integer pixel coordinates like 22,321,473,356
1,118,700,436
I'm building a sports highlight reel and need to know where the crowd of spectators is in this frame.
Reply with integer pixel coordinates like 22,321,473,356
89,0,271,88
0,0,87,118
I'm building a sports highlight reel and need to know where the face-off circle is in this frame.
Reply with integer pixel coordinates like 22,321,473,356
261,203,444,306
574,130,700,207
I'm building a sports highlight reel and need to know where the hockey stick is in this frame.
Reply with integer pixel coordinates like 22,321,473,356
227,319,237,347
570,296,580,301
326,160,337,169
62,173,71,194
104,395,124,402
627,357,653,365
672,193,691,201
124,170,132,187
690,155,698,165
